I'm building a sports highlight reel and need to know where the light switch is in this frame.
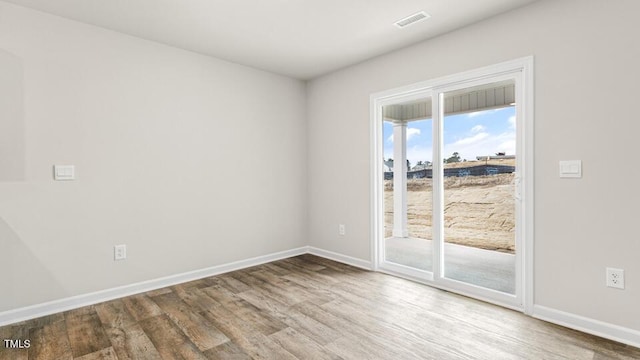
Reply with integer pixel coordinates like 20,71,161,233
559,160,581,178
54,165,75,181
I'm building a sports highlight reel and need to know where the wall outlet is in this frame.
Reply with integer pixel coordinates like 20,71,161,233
114,244,127,261
606,267,624,289
338,224,346,236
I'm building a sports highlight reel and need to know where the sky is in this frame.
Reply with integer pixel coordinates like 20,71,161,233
383,107,516,166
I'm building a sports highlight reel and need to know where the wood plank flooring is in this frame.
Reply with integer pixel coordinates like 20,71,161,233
1,254,639,359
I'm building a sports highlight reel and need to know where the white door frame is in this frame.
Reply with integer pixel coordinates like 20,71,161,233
370,57,534,314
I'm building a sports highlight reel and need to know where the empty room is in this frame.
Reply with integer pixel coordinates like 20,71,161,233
1,0,639,359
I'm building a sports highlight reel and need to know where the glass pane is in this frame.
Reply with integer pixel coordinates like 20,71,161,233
382,97,433,272
441,80,516,294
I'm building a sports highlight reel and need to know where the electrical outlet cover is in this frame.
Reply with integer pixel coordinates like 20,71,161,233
606,267,624,289
114,244,127,261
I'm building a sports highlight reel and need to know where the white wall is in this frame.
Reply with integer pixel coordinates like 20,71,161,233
307,0,640,333
0,49,24,181
0,3,307,312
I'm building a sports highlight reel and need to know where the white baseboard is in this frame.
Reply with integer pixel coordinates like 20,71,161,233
533,305,640,348
0,246,307,327
307,246,373,270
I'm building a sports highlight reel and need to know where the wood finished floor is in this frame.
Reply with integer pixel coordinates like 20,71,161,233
1,254,639,360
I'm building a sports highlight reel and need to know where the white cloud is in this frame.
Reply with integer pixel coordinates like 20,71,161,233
498,139,516,152
471,125,486,133
444,131,515,161
466,108,501,118
451,132,489,146
387,127,421,142
407,127,421,141
508,115,516,129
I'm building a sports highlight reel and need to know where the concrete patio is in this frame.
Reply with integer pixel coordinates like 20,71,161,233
385,237,515,294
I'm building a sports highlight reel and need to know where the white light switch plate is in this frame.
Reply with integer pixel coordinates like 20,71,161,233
54,165,75,180
559,160,581,178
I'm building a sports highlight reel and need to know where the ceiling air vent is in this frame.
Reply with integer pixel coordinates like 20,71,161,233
394,11,430,28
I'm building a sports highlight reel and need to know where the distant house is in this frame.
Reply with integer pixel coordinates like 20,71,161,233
411,162,431,171
476,154,516,160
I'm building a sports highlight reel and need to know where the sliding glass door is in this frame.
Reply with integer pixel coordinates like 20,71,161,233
373,59,531,310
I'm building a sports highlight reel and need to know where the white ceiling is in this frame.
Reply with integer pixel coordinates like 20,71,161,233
2,0,538,79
